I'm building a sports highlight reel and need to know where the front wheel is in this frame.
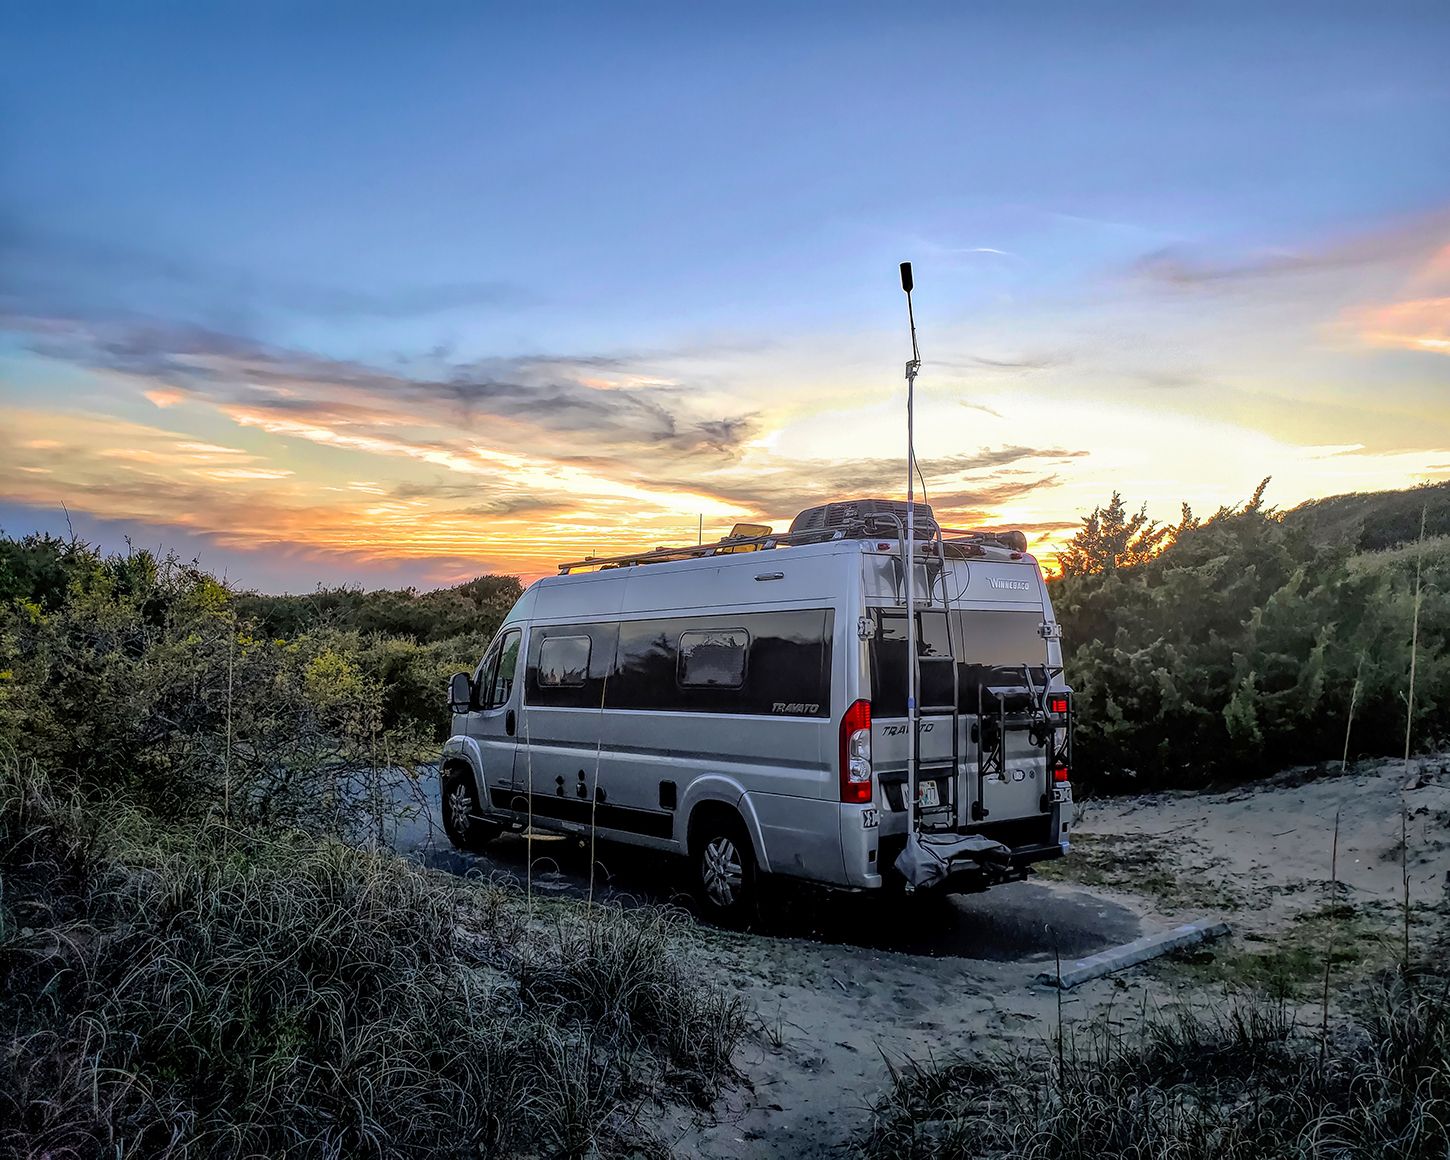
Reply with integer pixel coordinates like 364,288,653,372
441,765,500,853
692,815,758,926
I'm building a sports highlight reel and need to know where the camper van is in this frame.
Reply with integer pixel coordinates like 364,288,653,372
441,499,1073,921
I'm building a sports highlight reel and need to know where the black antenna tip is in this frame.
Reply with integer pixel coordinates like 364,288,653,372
899,262,914,293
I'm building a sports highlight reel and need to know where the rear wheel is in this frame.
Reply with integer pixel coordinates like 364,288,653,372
691,814,758,926
441,765,500,853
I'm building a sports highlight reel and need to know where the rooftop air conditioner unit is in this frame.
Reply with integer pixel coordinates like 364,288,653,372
788,498,937,539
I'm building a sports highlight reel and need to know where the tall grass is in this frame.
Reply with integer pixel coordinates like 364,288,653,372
0,761,746,1158
858,971,1450,1159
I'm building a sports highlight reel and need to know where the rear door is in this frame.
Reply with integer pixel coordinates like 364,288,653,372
954,608,1054,823
866,608,960,829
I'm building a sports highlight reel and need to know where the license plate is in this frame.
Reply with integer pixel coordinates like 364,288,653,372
918,781,941,808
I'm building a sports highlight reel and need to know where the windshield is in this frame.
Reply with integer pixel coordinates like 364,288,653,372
868,608,1050,715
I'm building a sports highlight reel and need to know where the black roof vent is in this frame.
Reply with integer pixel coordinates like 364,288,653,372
789,498,937,539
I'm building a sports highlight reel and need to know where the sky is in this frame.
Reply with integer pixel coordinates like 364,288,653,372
2,2,1448,591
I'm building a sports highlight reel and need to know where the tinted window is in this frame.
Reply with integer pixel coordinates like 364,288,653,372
611,609,832,716
869,608,1048,715
678,628,748,688
954,610,1050,708
526,623,617,709
538,635,590,687
869,611,956,714
523,610,831,716
952,610,1048,665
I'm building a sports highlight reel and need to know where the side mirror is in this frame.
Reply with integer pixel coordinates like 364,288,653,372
448,672,473,713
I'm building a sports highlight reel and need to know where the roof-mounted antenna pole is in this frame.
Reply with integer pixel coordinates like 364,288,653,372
900,261,921,872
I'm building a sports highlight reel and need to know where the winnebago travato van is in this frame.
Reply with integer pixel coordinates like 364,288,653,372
441,499,1073,922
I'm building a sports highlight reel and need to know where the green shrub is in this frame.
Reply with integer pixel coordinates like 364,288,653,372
0,537,469,830
1052,495,1448,790
232,574,521,645
0,761,745,1158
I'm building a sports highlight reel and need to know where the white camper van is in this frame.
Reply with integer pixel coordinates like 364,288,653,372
441,499,1073,922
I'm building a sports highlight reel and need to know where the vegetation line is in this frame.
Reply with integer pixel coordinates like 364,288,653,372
0,536,745,1157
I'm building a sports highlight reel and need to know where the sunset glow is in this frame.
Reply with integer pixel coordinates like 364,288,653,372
3,6,1448,590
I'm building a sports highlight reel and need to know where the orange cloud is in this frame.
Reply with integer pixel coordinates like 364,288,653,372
1353,296,1450,355
1342,221,1450,355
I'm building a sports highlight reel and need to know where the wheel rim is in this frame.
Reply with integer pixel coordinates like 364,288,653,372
447,782,475,836
702,835,744,908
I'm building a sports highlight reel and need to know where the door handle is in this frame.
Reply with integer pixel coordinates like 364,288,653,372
506,709,516,737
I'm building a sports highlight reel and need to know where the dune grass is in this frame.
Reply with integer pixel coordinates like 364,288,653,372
857,964,1450,1159
0,761,745,1159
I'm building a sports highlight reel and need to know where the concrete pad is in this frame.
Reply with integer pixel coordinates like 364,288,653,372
1037,918,1231,989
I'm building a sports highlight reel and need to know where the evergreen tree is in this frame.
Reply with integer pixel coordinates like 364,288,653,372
1056,492,1171,576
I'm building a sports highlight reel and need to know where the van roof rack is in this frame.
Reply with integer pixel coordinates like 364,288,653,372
556,516,1031,573
557,525,834,573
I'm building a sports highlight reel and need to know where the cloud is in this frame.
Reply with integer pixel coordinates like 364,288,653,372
0,499,515,593
960,401,1004,418
1351,296,1450,355
1134,246,1367,287
0,283,1084,579
964,354,1059,371
644,447,1085,520
1130,210,1450,289
929,477,1064,513
387,479,577,519
3,311,761,464
144,387,187,408
930,352,1061,375
0,412,522,567
1336,231,1450,356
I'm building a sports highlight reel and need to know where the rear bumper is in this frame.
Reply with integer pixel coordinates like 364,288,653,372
1008,839,1066,867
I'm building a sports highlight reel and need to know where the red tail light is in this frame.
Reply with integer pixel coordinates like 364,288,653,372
1048,694,1069,715
839,699,873,804
1053,764,1070,783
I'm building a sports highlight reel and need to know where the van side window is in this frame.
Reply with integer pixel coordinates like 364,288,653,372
538,634,591,688
525,623,617,709
487,630,521,706
678,629,748,688
610,609,832,716
473,643,500,710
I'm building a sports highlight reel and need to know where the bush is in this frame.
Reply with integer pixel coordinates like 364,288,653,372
1052,497,1448,790
232,575,522,646
0,761,746,1158
0,534,747,1156
0,536,487,831
858,970,1450,1159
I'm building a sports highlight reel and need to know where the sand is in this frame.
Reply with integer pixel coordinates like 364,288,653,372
401,754,1450,1155
670,754,1450,1156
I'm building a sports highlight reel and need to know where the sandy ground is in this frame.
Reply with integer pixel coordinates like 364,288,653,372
1068,754,1450,933
397,754,1450,1157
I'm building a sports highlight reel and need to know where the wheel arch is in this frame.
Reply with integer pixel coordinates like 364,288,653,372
684,789,770,874
439,735,486,802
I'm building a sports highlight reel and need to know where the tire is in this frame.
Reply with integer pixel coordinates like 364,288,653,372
691,813,758,926
441,765,500,853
